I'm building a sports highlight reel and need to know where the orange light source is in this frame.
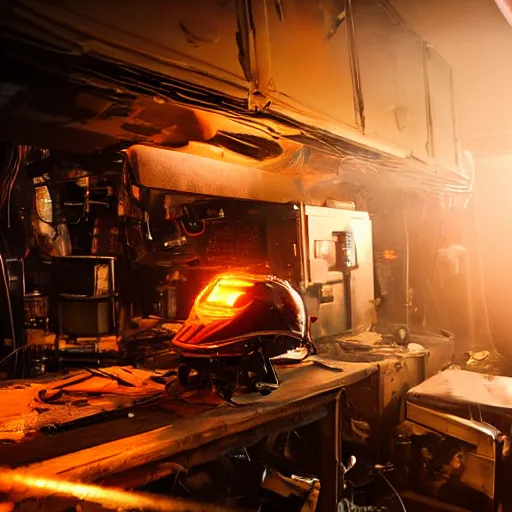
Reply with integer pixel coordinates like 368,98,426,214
383,249,398,261
205,278,254,308
0,467,236,512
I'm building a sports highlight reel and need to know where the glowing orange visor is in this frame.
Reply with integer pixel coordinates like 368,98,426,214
199,276,255,310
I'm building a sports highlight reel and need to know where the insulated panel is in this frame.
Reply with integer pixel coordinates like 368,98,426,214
353,0,430,161
127,145,306,203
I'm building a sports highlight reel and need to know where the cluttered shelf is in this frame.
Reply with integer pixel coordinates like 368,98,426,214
0,358,377,481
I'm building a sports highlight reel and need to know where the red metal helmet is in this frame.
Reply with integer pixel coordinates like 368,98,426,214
171,272,311,359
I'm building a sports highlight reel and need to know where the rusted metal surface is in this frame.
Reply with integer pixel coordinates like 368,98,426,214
380,353,426,421
377,352,427,459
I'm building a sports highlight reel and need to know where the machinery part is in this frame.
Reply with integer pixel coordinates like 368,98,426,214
168,349,281,404
261,469,321,512
180,205,205,237
171,272,314,399
176,456,321,512
333,231,358,331
23,290,49,330
391,324,411,346
340,455,357,490
0,467,243,512
172,272,311,356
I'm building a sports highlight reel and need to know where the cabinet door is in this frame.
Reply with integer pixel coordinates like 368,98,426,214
39,0,250,90
258,0,357,128
426,48,459,171
353,0,430,161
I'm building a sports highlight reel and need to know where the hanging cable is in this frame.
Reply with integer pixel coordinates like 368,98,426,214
379,473,407,512
0,345,28,367
0,251,19,374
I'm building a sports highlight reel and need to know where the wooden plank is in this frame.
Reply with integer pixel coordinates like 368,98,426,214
24,394,332,482
102,402,329,489
13,363,376,482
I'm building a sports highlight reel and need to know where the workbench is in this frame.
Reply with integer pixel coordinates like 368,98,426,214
0,350,428,511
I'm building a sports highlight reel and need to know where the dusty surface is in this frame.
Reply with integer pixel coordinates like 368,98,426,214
407,367,512,410
0,367,165,443
0,360,377,479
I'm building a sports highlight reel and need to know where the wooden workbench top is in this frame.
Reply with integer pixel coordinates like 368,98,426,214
0,360,376,482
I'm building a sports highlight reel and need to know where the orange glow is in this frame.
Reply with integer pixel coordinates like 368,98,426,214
205,278,254,308
383,249,398,261
0,468,236,512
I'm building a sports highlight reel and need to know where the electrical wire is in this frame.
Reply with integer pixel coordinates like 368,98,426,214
0,250,18,374
0,345,28,367
422,195,452,328
379,473,406,512
0,146,33,377
428,196,452,283
470,179,495,350
180,219,206,237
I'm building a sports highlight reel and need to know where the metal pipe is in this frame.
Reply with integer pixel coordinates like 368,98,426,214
298,202,309,290
403,204,410,327
0,467,243,512
334,389,343,504
0,251,18,375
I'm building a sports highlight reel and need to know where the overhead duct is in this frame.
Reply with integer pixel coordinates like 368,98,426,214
127,144,309,204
